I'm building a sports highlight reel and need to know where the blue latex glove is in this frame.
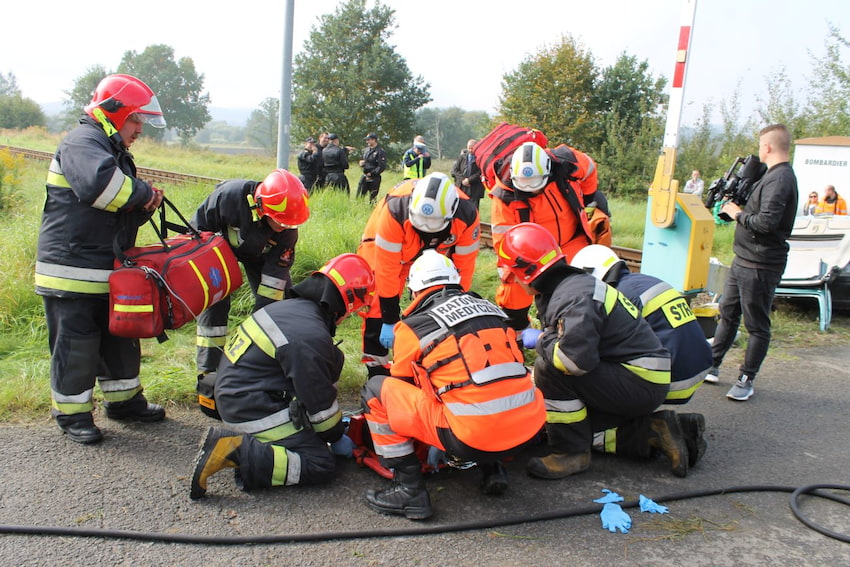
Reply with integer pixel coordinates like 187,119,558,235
639,494,669,514
593,488,625,504
426,445,447,470
519,327,543,349
330,434,355,458
379,323,395,349
600,503,632,533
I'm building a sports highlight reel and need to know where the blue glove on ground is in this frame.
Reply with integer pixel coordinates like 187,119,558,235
600,503,632,533
427,445,447,470
639,494,669,514
519,327,543,349
593,488,625,504
379,323,395,349
330,434,355,457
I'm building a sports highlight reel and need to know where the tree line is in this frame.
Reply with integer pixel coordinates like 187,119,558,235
1,0,848,199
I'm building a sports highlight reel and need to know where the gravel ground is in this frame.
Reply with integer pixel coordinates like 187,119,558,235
1,345,848,566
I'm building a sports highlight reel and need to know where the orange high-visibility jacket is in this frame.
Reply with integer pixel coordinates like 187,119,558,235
358,180,480,316
391,288,545,452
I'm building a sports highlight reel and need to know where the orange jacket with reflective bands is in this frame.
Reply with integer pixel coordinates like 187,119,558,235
391,287,545,452
358,180,480,321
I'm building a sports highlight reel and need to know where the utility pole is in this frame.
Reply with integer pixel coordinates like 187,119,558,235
276,0,295,169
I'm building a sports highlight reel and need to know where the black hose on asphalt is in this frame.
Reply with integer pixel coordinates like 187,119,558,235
0,484,847,545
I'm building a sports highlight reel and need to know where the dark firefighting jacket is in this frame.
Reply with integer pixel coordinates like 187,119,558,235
215,298,345,443
391,287,545,452
192,179,298,304
534,266,671,386
35,116,157,298
612,264,711,403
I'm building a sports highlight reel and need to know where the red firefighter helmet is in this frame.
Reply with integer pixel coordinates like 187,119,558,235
254,169,310,227
317,253,376,322
84,74,166,130
496,222,564,285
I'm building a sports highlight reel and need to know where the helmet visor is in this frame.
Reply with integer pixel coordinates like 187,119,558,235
512,174,547,193
410,212,450,233
137,95,166,128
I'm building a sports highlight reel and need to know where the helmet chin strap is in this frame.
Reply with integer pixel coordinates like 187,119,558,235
246,194,262,222
91,107,124,147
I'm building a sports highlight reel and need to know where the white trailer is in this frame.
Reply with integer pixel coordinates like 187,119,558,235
792,136,850,213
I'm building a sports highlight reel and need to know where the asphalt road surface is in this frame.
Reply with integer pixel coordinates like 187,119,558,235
1,345,848,566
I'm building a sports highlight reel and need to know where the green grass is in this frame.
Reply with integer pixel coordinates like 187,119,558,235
1,130,846,421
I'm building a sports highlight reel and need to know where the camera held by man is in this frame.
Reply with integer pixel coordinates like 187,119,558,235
704,155,767,221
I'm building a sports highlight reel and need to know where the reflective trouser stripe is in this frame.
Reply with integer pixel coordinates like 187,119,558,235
621,362,671,385
51,388,95,415
544,398,587,425
98,377,142,402
270,445,302,486
591,429,617,454
666,373,705,402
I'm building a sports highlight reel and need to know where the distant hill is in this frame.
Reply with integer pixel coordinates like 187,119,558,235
38,102,252,127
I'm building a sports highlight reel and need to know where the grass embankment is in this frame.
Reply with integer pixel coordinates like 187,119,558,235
0,129,845,422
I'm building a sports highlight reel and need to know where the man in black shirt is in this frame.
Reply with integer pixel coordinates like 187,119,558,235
356,132,388,204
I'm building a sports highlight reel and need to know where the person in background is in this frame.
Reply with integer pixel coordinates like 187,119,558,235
803,191,819,215
815,184,847,215
190,254,375,500
705,124,798,401
192,169,309,379
450,139,485,210
361,252,545,520
322,133,352,193
402,135,431,180
313,132,329,190
356,132,388,204
496,223,687,479
684,170,704,199
35,74,167,444
356,172,480,378
297,137,318,193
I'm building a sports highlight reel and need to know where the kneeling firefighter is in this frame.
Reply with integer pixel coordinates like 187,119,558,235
361,251,546,520
190,253,375,499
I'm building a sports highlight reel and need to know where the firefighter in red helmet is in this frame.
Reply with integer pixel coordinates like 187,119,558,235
190,254,375,498
191,169,310,381
496,223,691,479
35,74,167,444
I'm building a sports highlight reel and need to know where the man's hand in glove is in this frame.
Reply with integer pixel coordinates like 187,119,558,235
600,503,631,533
519,327,543,349
330,434,355,458
379,323,395,349
427,445,447,470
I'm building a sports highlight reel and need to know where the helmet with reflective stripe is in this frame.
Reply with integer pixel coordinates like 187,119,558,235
570,244,623,284
510,142,551,193
408,172,460,233
317,253,376,322
254,169,310,227
84,74,166,131
496,222,564,285
407,250,461,292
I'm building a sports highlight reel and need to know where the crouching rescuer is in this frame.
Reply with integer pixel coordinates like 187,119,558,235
361,251,546,520
190,254,375,499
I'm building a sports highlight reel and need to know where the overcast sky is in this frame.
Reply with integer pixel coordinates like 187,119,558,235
3,0,847,127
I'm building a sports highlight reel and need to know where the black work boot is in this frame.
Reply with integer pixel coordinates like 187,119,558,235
55,412,103,445
190,426,243,500
365,464,433,520
649,410,689,478
526,450,591,479
479,461,509,495
678,412,707,467
104,391,165,422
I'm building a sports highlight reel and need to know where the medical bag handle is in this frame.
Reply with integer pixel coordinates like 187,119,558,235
113,195,200,265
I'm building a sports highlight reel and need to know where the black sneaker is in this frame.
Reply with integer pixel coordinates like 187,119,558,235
104,392,165,422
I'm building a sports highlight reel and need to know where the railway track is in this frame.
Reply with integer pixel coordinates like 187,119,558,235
0,144,223,186
4,143,642,269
